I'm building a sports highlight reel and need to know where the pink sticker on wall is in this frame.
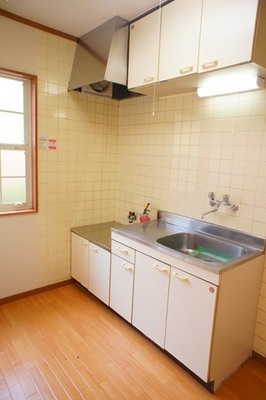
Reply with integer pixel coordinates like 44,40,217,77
48,139,57,150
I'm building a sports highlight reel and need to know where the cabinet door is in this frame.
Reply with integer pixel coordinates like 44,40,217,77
128,9,161,89
159,0,202,81
88,243,110,305
71,233,89,288
165,267,217,382
198,0,259,73
110,254,134,322
132,252,170,347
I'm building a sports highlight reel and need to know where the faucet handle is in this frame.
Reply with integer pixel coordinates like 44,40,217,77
208,192,216,206
231,204,239,212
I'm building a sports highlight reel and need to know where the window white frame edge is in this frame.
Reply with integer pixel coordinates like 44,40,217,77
0,67,38,216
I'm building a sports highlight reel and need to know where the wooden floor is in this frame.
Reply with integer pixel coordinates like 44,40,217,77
0,284,265,400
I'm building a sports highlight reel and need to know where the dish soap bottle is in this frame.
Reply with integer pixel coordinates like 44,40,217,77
140,203,150,222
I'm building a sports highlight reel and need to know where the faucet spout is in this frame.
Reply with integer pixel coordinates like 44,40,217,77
201,204,220,220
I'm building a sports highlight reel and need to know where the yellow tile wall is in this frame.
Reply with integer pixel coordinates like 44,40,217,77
116,92,266,356
37,31,118,286
35,29,265,357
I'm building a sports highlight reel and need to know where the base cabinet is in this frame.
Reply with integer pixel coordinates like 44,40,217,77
110,240,135,322
110,254,135,322
71,233,89,288
73,228,264,392
165,266,217,381
88,243,110,305
209,256,264,390
132,252,170,347
71,233,111,305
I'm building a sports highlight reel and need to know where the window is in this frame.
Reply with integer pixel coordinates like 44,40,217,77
0,68,37,215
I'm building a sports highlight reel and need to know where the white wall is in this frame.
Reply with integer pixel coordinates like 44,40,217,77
0,18,39,297
0,17,37,74
0,214,38,298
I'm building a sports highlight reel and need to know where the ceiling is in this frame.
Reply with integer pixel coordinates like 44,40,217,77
0,0,166,37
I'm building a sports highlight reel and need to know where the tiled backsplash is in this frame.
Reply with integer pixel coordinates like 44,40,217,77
1,18,264,357
116,91,266,233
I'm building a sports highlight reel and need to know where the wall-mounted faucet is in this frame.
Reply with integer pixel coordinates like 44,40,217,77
201,192,239,219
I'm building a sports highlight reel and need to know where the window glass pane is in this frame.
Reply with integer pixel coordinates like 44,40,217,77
1,150,26,176
0,111,24,144
0,77,24,112
0,69,36,213
1,177,26,203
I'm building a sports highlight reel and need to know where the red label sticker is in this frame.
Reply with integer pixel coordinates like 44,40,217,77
48,139,57,150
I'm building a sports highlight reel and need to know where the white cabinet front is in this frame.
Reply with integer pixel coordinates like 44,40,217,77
88,243,110,305
111,240,135,264
71,233,89,288
198,0,259,73
159,0,202,81
165,266,217,381
110,254,134,322
128,10,161,89
132,252,170,347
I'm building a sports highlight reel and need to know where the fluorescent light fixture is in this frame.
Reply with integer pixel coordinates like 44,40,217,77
197,76,265,98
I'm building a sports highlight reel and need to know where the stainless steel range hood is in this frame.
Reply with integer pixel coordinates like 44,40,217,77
68,16,136,100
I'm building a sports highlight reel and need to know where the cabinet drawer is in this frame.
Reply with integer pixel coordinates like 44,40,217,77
111,240,135,263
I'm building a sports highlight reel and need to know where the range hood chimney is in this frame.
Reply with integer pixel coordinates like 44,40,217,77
68,16,136,100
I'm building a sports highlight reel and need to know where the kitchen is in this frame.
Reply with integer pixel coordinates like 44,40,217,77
0,0,266,397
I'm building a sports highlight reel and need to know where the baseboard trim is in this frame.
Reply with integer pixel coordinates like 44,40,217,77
253,351,266,366
0,279,74,305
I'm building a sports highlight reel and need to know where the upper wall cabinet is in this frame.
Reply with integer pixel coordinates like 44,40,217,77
198,0,259,73
128,0,266,94
159,0,202,81
128,10,161,89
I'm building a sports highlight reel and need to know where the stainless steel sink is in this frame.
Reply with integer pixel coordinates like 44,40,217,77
156,232,247,263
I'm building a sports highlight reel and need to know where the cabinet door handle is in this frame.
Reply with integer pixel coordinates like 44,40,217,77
173,272,188,281
90,245,98,252
80,240,88,247
179,66,193,74
153,263,168,273
121,262,133,271
201,60,218,70
117,246,128,254
144,76,155,83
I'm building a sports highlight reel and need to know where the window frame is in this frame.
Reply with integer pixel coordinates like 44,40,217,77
0,67,38,215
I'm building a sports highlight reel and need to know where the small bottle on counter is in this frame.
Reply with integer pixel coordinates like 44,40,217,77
140,203,150,222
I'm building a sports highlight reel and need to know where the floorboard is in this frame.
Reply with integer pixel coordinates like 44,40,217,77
0,283,265,400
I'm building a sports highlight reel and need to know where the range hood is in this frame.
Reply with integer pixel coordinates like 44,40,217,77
68,16,136,100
